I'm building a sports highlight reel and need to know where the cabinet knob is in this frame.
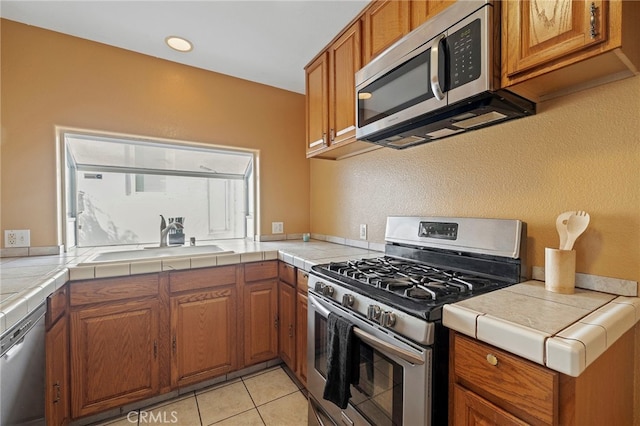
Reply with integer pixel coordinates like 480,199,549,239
486,353,498,366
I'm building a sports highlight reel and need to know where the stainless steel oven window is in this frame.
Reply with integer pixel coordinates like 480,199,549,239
312,310,405,425
313,311,329,378
350,344,403,425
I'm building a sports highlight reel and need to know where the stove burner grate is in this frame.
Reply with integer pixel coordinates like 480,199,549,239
325,257,504,302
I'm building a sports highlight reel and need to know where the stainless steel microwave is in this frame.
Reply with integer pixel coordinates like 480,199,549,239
355,0,535,149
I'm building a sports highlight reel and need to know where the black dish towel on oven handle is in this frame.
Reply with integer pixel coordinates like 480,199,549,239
323,312,360,409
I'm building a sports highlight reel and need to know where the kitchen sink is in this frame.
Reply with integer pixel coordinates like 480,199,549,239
78,245,234,265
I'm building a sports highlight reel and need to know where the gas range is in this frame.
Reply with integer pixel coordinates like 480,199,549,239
309,216,527,344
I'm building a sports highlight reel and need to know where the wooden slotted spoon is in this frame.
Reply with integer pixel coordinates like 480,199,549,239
563,211,590,250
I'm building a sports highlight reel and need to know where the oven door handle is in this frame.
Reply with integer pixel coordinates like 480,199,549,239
310,294,425,366
353,327,424,366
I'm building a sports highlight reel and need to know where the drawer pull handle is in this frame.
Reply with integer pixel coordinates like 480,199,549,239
486,354,498,366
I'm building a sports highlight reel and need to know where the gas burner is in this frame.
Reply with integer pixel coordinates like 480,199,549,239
325,256,503,300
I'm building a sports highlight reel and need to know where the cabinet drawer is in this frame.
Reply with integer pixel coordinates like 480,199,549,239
170,265,236,293
46,285,68,328
244,261,278,282
70,274,159,306
278,262,296,286
297,269,309,293
453,334,558,425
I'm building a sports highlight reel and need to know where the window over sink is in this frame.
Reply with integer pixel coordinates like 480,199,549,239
61,131,256,248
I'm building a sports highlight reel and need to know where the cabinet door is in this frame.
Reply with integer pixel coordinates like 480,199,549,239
46,315,70,426
278,282,296,370
70,299,160,418
171,287,237,388
306,52,329,155
453,384,528,426
243,280,278,365
410,0,455,29
295,290,308,386
453,334,557,425
363,0,410,63
328,20,361,147
503,0,607,77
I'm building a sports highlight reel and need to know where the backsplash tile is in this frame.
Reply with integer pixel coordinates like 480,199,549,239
532,266,637,297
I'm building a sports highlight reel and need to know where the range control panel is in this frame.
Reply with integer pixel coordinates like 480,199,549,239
418,221,458,240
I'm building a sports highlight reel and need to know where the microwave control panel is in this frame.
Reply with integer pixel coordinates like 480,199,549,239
448,18,481,89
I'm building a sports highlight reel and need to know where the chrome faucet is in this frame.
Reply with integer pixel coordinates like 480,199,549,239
159,215,184,247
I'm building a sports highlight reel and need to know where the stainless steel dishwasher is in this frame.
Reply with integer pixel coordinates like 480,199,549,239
0,302,46,425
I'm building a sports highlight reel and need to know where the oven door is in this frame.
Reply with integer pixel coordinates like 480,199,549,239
307,292,431,426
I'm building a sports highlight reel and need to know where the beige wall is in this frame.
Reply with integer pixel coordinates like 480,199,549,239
311,76,640,283
0,19,309,247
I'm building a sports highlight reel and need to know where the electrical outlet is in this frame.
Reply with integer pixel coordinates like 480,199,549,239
5,229,31,247
359,224,367,240
272,222,284,234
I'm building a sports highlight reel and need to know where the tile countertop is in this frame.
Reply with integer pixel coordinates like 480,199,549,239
443,280,640,377
0,239,383,336
2,238,639,380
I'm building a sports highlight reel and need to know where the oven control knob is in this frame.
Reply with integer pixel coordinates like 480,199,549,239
322,285,334,297
341,294,355,307
367,305,381,321
381,311,397,328
314,282,334,297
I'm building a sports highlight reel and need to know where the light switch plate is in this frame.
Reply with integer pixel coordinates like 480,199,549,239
359,224,367,240
272,222,284,234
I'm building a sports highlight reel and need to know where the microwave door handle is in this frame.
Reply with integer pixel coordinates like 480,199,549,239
430,33,446,101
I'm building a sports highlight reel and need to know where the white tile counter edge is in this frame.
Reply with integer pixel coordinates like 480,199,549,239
0,239,381,335
445,285,640,377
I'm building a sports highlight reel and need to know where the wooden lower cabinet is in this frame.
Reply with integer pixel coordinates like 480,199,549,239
278,280,296,369
51,261,293,422
243,262,279,366
453,384,528,426
295,288,308,386
170,286,237,387
45,312,70,426
70,298,161,418
450,331,635,425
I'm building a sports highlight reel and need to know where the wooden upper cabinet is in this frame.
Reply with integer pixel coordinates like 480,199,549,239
304,0,458,159
410,0,455,29
500,0,640,99
328,20,361,147
503,0,607,78
305,52,329,155
306,21,364,159
363,0,410,64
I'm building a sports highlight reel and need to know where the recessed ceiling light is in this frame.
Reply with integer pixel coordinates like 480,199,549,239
165,36,193,52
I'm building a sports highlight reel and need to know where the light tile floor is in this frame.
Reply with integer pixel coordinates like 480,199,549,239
99,366,308,426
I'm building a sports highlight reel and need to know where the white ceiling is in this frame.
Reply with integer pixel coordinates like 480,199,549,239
0,0,369,94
